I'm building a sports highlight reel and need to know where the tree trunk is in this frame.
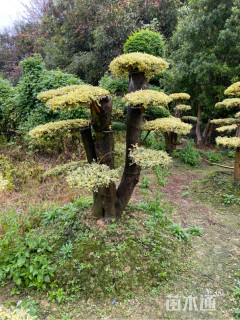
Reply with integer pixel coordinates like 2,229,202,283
196,105,203,145
114,70,147,217
84,71,147,220
174,99,181,118
90,97,116,219
234,126,240,183
165,132,178,155
128,70,148,93
79,127,96,163
115,105,143,217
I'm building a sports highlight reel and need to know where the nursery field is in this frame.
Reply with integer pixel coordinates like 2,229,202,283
0,141,239,320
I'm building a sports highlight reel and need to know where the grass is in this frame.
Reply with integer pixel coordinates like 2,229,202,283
0,142,239,319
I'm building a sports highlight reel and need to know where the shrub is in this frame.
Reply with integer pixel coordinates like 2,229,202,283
0,77,17,138
12,55,86,134
99,74,128,94
173,140,201,166
145,105,171,120
123,29,165,57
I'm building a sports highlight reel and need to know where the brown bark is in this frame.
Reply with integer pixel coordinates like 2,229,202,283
128,70,148,93
115,105,143,217
84,71,147,219
165,132,178,155
196,105,203,145
234,126,240,183
79,127,96,163
174,99,181,118
90,98,116,219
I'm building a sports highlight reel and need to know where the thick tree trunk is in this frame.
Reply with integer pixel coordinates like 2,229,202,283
115,105,143,217
114,70,147,217
165,132,178,155
89,97,116,219
128,70,148,93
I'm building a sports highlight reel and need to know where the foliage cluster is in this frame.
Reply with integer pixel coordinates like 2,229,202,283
124,29,165,57
0,56,87,138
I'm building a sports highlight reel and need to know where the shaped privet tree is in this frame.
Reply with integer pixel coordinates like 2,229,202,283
212,82,240,183
141,92,192,154
30,53,172,219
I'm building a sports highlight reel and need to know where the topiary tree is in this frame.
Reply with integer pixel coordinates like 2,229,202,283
30,53,172,220
212,82,240,182
123,29,165,57
142,117,192,155
169,92,191,118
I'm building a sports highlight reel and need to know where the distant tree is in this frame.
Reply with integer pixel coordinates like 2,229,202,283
212,82,240,183
0,0,181,84
165,0,240,145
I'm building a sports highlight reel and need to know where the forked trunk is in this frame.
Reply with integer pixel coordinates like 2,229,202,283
83,70,148,220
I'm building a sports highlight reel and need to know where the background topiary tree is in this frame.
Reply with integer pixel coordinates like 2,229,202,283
123,29,165,57
30,52,172,220
142,117,192,155
212,82,240,183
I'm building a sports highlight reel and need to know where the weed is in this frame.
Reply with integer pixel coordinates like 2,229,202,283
222,194,236,205
170,223,189,241
141,176,152,189
173,140,201,166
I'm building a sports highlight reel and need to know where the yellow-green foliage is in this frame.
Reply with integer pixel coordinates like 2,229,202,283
175,104,192,112
216,124,238,133
211,118,236,125
124,90,171,108
38,85,110,111
169,93,190,101
29,119,89,138
216,137,240,149
142,117,192,135
43,161,86,178
109,52,169,79
181,116,197,122
236,112,240,118
0,173,9,191
129,145,172,168
0,306,36,319
37,85,83,102
224,82,240,96
67,163,120,192
215,98,240,108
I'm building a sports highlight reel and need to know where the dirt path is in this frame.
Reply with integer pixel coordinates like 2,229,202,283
155,168,240,319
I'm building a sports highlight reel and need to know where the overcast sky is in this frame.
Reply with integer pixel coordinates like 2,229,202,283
0,0,30,30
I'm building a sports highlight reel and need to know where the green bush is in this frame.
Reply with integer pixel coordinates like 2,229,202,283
145,105,171,120
12,55,86,135
123,29,165,57
173,140,201,166
0,77,17,138
99,74,128,94
0,209,54,289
